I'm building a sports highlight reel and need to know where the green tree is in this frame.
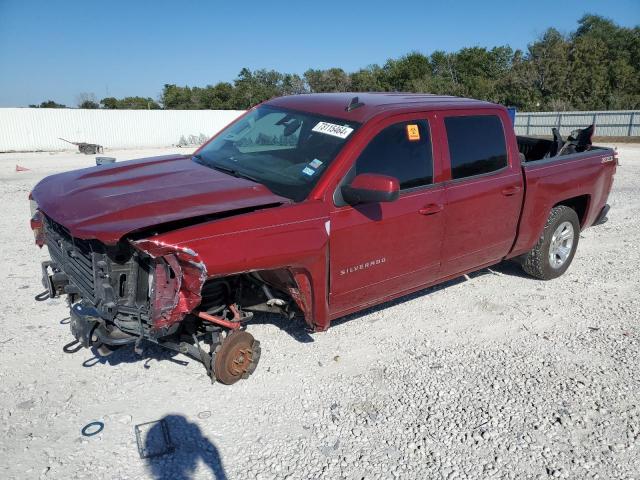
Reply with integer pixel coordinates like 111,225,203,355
79,100,99,109
99,96,159,109
195,82,235,109
161,84,193,109
528,28,572,110
495,50,539,109
428,50,463,95
31,100,66,108
100,97,119,109
350,65,387,91
304,68,351,93
118,97,160,109
572,14,640,109
280,74,307,95
383,52,431,91
568,35,610,109
233,68,284,108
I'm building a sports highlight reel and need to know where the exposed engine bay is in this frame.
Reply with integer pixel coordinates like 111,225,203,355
38,215,300,384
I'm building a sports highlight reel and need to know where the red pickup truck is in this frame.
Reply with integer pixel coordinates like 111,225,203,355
30,93,617,384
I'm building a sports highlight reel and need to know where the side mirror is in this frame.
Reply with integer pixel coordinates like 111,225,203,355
341,173,400,205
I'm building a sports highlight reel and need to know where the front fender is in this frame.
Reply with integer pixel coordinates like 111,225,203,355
135,201,331,331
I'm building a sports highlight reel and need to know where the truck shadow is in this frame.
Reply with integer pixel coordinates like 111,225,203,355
247,260,532,340
80,342,190,368
143,414,228,480
489,259,533,279
250,311,316,343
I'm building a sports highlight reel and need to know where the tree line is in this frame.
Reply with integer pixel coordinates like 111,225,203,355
30,95,160,110
31,15,639,112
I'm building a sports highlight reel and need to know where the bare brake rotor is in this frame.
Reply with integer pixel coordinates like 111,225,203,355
213,331,261,385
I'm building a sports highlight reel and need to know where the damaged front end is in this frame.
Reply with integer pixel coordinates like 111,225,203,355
36,215,262,384
132,239,208,332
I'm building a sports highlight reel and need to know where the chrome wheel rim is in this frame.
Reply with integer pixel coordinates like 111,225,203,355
549,221,574,269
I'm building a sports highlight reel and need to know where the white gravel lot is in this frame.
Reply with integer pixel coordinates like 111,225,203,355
0,145,638,480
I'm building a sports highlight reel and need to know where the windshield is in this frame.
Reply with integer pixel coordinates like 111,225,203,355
193,105,360,201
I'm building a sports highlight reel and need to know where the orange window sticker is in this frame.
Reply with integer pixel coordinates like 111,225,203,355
406,124,420,141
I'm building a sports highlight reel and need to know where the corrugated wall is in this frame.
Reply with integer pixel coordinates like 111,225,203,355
514,110,640,137
0,108,245,152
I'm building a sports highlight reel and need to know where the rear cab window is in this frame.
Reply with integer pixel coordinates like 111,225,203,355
444,115,508,180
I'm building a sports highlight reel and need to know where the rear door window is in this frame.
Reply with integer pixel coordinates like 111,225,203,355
355,120,433,190
444,115,507,179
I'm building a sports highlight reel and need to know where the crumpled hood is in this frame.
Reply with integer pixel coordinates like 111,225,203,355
31,154,290,244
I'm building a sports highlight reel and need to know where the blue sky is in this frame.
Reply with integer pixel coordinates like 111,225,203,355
0,0,638,107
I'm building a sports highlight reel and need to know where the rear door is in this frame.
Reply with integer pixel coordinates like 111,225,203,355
438,111,524,276
328,113,446,315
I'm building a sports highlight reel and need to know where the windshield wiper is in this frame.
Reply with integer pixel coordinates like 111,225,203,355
194,155,260,184
192,153,207,166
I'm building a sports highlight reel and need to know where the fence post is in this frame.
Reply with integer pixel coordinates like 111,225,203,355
557,113,563,133
526,115,531,135
629,112,636,137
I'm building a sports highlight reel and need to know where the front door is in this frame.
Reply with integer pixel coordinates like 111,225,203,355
329,115,445,316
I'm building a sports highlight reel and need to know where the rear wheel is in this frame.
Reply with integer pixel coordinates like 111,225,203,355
521,206,580,280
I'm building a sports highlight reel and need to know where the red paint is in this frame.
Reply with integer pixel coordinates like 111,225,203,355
133,239,208,329
350,173,399,193
31,93,617,332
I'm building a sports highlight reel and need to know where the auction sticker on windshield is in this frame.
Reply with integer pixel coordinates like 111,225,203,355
312,122,354,139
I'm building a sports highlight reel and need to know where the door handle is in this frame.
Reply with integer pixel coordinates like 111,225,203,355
418,203,444,215
501,186,522,196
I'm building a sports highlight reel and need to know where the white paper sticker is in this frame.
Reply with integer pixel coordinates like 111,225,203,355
309,159,323,168
312,122,354,139
302,166,316,176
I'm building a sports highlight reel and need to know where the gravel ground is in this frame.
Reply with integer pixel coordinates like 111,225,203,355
0,145,638,480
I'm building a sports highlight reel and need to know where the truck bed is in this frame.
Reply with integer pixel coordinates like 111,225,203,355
508,143,616,259
516,135,610,162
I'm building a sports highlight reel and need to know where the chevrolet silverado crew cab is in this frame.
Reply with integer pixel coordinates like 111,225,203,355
30,93,617,384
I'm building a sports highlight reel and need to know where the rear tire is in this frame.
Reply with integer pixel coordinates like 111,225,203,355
521,206,580,280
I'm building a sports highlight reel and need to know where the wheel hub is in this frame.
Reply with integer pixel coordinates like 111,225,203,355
213,331,261,385
229,346,251,375
549,221,574,269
